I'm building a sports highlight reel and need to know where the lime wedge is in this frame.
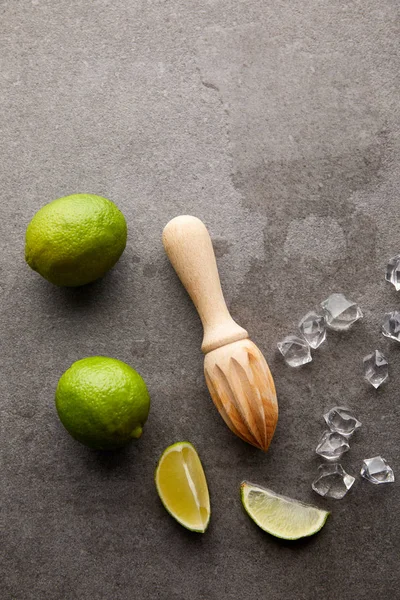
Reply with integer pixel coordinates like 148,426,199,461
241,481,330,540
155,442,210,533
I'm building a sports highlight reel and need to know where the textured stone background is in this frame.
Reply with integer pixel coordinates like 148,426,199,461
1,1,399,599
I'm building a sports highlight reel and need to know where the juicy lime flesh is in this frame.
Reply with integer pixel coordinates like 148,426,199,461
156,443,210,532
241,482,329,540
55,357,150,450
25,194,127,287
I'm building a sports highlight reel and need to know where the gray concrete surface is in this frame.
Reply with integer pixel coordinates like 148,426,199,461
1,1,399,599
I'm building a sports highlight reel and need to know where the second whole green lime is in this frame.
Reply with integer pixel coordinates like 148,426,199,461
55,357,151,450
25,193,127,287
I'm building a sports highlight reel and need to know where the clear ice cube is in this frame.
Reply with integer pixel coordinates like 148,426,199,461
385,255,400,291
382,311,400,342
363,350,388,389
315,431,350,460
277,335,312,367
361,456,394,484
321,293,363,331
312,463,355,499
323,407,361,437
298,311,326,349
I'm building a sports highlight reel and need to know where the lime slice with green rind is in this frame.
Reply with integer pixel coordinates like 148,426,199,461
155,442,210,533
241,481,329,540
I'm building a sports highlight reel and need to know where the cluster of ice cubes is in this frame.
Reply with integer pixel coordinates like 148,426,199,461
361,254,400,387
357,254,400,385
276,260,400,500
277,293,391,390
382,255,400,343
277,293,362,368
312,407,394,499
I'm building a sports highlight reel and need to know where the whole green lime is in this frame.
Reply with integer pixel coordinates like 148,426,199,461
55,357,151,450
25,194,127,287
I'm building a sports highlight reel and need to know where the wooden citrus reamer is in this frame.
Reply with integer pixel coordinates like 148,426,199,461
162,215,278,451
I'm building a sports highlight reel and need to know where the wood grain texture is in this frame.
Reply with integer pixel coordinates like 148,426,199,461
204,339,278,451
163,215,278,451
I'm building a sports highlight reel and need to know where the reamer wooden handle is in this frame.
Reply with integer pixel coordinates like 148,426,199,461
162,215,248,353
